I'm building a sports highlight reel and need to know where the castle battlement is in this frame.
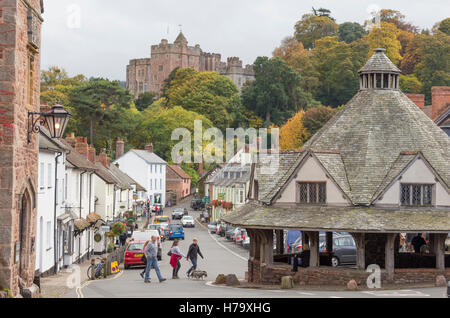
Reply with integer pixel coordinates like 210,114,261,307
127,32,254,97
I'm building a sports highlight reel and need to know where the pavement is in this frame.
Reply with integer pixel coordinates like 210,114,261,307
45,198,448,298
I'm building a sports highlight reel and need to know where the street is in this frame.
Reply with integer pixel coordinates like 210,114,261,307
59,200,448,299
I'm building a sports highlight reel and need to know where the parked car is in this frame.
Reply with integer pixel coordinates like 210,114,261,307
191,199,205,211
129,230,162,260
172,208,185,220
183,208,189,216
208,221,218,234
147,224,165,241
124,241,146,269
330,235,356,267
225,227,236,240
236,229,247,245
160,222,170,236
168,224,185,240
230,228,241,242
243,235,250,249
154,216,170,224
181,215,195,228
217,223,230,237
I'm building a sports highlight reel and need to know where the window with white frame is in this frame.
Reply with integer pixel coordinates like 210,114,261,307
400,184,433,206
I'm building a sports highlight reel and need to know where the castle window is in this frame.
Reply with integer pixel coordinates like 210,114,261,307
0,8,3,23
298,182,326,204
159,65,163,72
0,48,4,64
400,184,433,206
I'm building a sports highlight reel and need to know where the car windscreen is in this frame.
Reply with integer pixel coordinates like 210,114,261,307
170,225,183,230
157,218,169,222
183,216,193,220
127,243,144,251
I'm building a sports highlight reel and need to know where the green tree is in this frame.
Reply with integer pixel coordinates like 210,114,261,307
68,78,134,150
415,31,450,103
294,13,338,49
40,66,87,105
161,66,180,100
165,69,241,131
399,74,423,93
242,56,319,126
338,22,367,43
135,92,157,111
436,18,450,35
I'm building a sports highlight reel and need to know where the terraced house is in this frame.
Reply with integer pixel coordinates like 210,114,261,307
223,48,450,286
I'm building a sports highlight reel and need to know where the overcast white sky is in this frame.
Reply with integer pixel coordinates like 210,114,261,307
41,0,449,81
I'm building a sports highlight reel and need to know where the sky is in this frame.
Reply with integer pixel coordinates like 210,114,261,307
41,0,449,81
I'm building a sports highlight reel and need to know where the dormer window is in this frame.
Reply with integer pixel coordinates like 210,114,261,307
400,184,433,206
298,182,326,204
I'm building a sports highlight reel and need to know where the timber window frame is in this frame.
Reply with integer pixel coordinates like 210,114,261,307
400,183,434,206
297,182,326,204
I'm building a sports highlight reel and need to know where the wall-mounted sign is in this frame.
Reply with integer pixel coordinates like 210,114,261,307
111,261,119,274
101,226,110,233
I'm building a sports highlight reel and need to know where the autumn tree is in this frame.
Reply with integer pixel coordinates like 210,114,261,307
399,74,423,93
367,22,403,65
280,110,309,150
294,13,338,49
302,106,337,138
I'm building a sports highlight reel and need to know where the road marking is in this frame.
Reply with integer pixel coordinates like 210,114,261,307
195,218,248,262
77,270,124,298
361,289,431,297
296,291,316,296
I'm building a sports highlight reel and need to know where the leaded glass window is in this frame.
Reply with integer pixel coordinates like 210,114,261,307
298,182,326,204
400,184,434,206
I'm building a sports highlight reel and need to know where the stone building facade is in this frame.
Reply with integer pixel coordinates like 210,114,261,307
126,32,254,97
0,0,44,297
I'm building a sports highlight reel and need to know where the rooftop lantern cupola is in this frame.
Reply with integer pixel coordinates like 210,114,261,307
358,48,401,91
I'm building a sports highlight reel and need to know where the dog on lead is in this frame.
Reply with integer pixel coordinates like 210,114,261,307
190,270,208,280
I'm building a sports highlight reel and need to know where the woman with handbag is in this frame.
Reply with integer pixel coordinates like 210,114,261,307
169,240,185,279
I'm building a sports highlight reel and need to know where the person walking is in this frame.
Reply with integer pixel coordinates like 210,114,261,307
169,240,185,279
144,236,166,283
140,241,150,279
186,237,204,278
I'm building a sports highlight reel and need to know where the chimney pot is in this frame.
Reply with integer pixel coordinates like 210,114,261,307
116,137,125,159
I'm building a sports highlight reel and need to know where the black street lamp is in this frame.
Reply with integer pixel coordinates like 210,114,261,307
27,103,72,143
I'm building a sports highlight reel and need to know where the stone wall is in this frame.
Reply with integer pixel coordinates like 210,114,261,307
0,0,43,297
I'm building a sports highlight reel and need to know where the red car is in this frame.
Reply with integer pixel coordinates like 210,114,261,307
124,240,146,269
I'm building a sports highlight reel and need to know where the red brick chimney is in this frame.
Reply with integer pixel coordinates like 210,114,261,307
145,143,154,152
432,86,450,120
98,149,110,168
65,133,76,147
198,162,203,175
406,93,425,109
88,145,96,163
116,137,125,159
75,137,89,158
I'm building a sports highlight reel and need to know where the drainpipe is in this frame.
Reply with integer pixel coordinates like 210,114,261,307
54,151,63,274
113,185,116,221
79,171,87,264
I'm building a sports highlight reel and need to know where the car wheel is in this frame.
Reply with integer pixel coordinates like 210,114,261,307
331,256,340,267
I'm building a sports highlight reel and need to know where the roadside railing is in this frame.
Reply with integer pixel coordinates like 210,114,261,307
89,245,126,280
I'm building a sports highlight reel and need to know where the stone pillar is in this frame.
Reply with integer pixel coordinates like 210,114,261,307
308,231,320,268
275,230,284,255
301,232,309,250
260,230,273,266
385,233,396,280
434,233,447,271
351,233,366,270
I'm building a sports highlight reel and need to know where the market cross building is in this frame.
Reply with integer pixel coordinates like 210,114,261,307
222,48,450,286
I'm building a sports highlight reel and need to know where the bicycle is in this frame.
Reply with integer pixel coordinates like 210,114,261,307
87,258,105,280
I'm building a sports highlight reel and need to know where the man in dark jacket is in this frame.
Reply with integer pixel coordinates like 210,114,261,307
186,238,204,277
411,233,427,253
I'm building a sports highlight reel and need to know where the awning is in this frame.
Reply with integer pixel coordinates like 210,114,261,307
221,202,450,233
57,211,78,224
94,219,106,229
74,218,90,232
